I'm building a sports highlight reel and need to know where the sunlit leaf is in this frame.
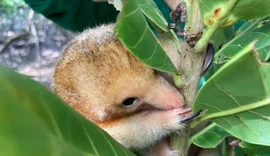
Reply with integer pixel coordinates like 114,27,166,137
193,42,270,146
0,65,136,156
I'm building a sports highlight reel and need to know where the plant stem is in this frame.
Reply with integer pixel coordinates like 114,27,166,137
190,97,270,128
195,0,239,51
170,0,205,156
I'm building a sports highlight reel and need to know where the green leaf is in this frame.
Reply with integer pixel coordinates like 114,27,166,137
190,123,230,148
136,0,168,32
199,0,270,26
239,142,270,156
0,65,136,156
193,42,270,146
215,18,270,64
210,26,234,50
114,0,177,73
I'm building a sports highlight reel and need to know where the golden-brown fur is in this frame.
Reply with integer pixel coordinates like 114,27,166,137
52,24,186,155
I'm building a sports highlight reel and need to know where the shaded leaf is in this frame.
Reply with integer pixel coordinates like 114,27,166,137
208,18,270,78
239,142,270,156
193,42,270,146
214,18,270,64
114,0,177,73
210,26,234,50
190,123,230,148
203,26,235,79
0,65,135,156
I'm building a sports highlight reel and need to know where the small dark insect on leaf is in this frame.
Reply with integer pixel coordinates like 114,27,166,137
180,109,204,123
201,43,215,75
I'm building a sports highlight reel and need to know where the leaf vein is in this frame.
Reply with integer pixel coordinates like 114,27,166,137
213,80,241,107
130,26,147,48
121,8,139,19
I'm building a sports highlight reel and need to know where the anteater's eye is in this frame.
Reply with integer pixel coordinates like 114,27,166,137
122,97,138,106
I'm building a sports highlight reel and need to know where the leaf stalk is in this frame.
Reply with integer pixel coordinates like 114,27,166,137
190,97,270,128
195,0,239,51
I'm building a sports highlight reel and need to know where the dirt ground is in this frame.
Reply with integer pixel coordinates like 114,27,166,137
0,6,75,88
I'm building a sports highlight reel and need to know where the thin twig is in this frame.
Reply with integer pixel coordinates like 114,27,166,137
195,0,239,51
170,1,205,156
28,9,41,60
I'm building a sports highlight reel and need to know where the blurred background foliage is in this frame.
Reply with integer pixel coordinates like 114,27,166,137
1,0,26,7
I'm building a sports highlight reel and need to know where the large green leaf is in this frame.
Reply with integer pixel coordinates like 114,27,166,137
114,0,177,73
190,123,230,148
193,42,270,146
0,65,136,156
215,18,270,64
199,0,270,26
